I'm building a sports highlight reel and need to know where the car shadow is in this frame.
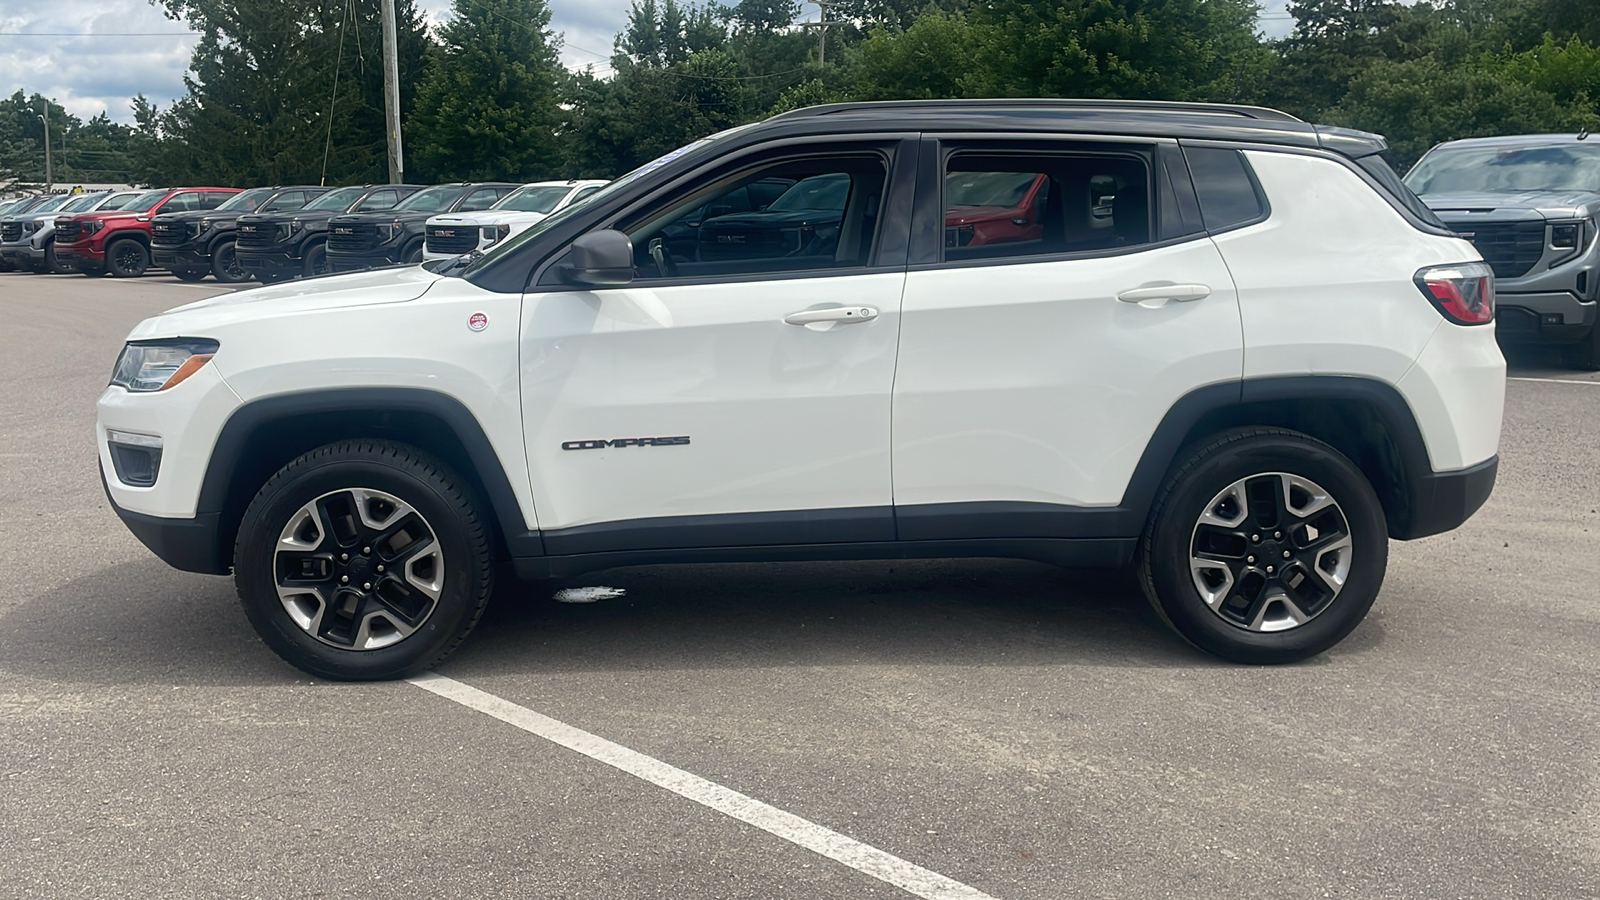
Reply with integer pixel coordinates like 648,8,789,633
0,556,1387,687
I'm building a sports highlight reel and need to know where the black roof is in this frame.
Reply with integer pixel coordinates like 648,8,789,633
752,99,1386,159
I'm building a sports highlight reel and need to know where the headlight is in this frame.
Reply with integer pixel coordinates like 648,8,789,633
481,224,511,245
198,218,215,232
288,218,303,234
82,220,105,235
110,339,220,392
1552,223,1580,250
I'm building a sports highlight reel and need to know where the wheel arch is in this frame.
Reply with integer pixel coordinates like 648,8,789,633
199,388,540,573
102,228,150,249
1125,377,1438,540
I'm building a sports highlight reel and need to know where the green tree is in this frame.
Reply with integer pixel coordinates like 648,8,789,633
408,0,567,181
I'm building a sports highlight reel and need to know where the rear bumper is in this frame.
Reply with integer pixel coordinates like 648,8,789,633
1496,293,1597,344
1394,455,1498,540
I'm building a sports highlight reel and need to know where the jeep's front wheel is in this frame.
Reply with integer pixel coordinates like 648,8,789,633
234,440,494,680
1140,429,1388,664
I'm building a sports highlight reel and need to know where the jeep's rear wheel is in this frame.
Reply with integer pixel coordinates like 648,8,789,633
234,440,494,680
1140,428,1388,664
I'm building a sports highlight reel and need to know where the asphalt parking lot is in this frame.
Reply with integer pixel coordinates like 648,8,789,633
1,271,1597,899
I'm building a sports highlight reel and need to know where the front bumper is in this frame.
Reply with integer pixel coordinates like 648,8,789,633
328,248,405,272
54,244,104,271
237,246,301,277
105,482,229,574
151,245,210,271
1495,292,1597,345
0,243,45,268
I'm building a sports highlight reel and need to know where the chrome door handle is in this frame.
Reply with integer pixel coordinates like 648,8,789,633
1116,284,1211,304
784,305,879,325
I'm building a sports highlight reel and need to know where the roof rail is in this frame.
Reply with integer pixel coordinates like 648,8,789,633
767,98,1304,124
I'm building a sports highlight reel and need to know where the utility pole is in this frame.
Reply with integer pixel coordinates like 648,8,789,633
805,0,836,65
380,0,404,184
39,102,53,193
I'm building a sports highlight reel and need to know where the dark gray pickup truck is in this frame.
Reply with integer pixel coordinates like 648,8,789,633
1406,134,1600,368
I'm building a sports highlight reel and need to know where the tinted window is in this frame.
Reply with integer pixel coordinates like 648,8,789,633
355,189,400,211
199,192,232,210
499,186,572,213
942,152,1149,262
1184,147,1264,232
1359,155,1447,228
624,154,887,279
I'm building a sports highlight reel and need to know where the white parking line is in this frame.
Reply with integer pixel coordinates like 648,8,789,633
1508,376,1600,386
409,673,1000,900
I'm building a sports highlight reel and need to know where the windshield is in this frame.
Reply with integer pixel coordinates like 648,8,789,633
767,174,852,212
496,185,571,214
1405,143,1600,195
59,194,104,213
304,186,365,211
215,187,273,212
125,190,170,213
32,194,75,214
946,172,1037,208
394,185,461,213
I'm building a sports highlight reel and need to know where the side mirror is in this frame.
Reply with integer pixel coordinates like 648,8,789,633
564,229,634,287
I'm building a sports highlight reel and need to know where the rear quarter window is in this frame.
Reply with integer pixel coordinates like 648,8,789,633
1183,147,1265,232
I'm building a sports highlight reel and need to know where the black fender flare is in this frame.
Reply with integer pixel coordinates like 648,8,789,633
199,388,542,564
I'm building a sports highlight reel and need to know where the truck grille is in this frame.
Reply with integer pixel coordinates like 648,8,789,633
0,222,21,243
1459,222,1545,280
235,221,277,248
151,220,191,246
425,225,478,255
55,220,81,243
327,223,377,252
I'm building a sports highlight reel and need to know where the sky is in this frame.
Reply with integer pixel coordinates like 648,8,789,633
0,0,1298,125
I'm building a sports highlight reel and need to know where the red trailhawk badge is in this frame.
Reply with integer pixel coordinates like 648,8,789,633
468,312,489,332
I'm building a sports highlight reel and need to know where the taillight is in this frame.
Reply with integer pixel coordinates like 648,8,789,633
1415,262,1494,325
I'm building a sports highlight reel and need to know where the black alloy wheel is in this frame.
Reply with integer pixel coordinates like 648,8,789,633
234,440,494,680
106,239,149,277
1140,428,1388,664
302,243,328,278
211,241,248,283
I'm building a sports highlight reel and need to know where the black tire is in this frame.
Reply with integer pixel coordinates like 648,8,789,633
45,241,70,274
171,267,209,282
302,242,328,278
1560,325,1600,371
0,258,14,273
211,240,248,283
106,238,149,277
402,241,424,265
1139,428,1388,664
234,439,495,680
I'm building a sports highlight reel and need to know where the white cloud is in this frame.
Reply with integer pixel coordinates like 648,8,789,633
3,0,1298,125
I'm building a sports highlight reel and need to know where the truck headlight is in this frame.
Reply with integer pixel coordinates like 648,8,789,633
481,224,511,245
1552,223,1580,250
110,339,219,392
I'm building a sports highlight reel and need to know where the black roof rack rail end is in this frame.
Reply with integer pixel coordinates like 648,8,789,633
767,98,1305,124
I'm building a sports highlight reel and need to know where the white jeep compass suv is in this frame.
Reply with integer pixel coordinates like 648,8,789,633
98,100,1504,680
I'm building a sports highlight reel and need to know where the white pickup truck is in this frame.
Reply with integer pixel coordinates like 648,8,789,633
422,180,608,261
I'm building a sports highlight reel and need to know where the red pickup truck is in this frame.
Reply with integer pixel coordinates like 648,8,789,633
54,186,240,277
